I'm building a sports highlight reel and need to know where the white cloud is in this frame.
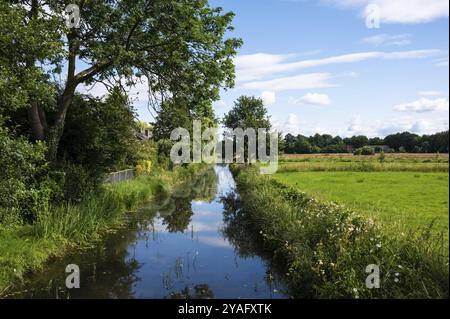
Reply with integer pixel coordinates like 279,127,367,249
324,0,449,24
197,236,231,248
361,33,411,46
260,91,276,106
282,113,303,135
289,93,332,106
241,73,335,91
377,117,449,136
347,114,363,134
435,57,449,67
234,53,292,70
235,53,294,82
343,115,449,137
236,50,441,84
286,113,301,126
394,98,449,113
418,90,443,96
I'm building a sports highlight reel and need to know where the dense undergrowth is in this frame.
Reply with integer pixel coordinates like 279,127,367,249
0,165,201,297
230,164,449,298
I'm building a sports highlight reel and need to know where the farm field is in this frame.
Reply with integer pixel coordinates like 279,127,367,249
273,154,449,247
280,153,450,162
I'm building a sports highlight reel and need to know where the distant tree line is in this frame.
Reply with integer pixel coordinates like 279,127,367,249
283,131,449,154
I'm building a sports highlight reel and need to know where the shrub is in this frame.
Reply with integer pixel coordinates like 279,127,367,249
354,146,375,156
0,127,53,225
58,91,141,175
156,139,175,169
378,151,386,163
61,163,104,203
136,160,152,175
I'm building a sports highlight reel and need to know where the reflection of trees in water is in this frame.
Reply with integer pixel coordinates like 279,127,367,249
220,192,262,258
190,168,218,202
162,197,193,232
153,167,218,233
220,192,288,295
13,167,219,298
11,216,149,299
168,284,214,299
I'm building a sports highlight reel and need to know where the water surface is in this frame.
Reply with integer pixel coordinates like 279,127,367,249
12,165,287,299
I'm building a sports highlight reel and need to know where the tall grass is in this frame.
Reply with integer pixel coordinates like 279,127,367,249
0,171,182,296
230,165,449,298
33,175,165,243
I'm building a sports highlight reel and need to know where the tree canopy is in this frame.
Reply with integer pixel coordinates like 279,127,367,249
283,131,449,154
0,0,242,161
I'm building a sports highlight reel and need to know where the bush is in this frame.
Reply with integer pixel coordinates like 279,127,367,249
378,151,386,163
157,139,175,169
136,160,152,175
58,90,141,175
61,163,104,203
354,146,375,156
0,127,53,225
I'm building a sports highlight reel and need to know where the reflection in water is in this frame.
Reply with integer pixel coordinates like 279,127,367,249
10,166,287,299
220,191,288,292
169,284,214,299
154,169,218,233
161,197,193,233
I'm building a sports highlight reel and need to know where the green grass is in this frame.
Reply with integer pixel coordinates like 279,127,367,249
273,171,449,242
230,165,449,298
0,169,184,297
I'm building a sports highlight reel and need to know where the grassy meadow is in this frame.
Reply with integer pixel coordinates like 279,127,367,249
274,153,449,246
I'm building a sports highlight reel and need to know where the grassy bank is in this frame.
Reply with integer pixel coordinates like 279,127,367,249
230,165,449,298
278,153,449,173
0,165,199,297
274,171,449,242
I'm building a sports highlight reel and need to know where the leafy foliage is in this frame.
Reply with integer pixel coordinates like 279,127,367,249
1,0,242,161
284,131,449,154
0,126,53,225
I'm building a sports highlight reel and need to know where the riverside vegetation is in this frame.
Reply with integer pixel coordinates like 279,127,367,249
0,162,207,296
229,164,449,298
1,0,241,298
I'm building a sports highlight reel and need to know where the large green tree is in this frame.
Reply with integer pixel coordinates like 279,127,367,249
222,96,271,131
0,0,241,161
222,96,272,163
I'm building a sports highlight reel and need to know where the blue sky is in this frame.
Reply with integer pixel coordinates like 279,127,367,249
80,0,449,138
206,0,449,137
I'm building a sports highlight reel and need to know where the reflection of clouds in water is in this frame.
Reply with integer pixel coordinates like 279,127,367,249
192,209,215,217
190,221,221,232
215,166,236,196
198,236,231,248
147,218,221,233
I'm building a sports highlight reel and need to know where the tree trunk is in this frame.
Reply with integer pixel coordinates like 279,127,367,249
45,86,76,163
28,102,46,141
